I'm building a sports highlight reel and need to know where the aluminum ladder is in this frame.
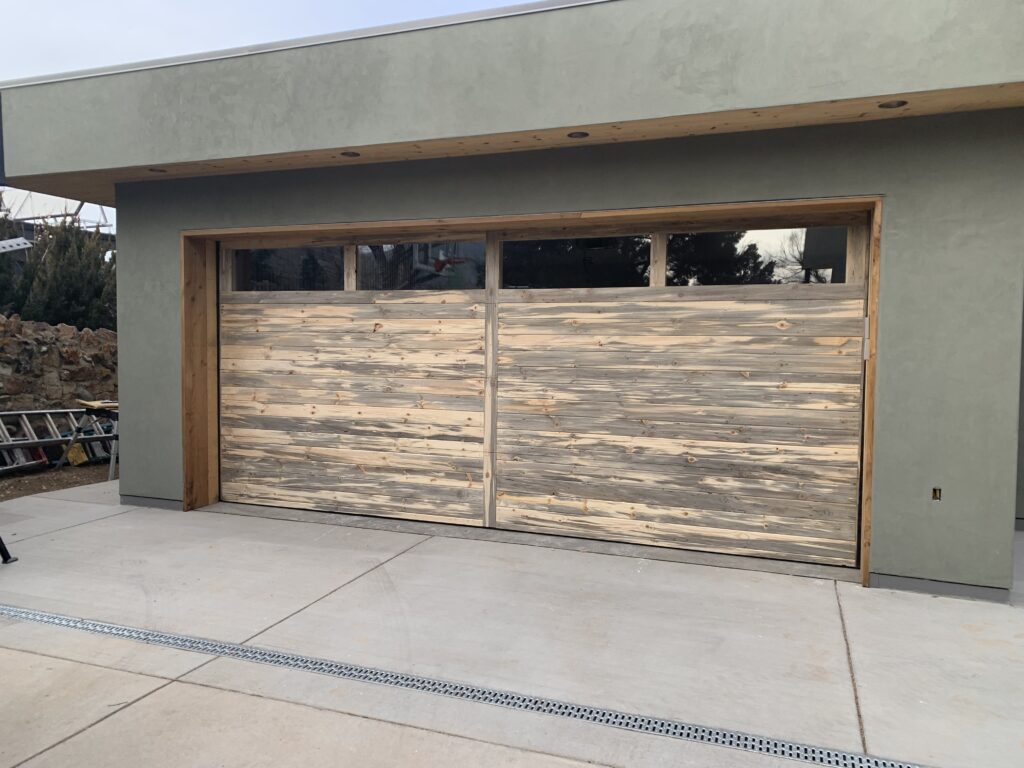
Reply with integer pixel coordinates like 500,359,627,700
0,408,116,476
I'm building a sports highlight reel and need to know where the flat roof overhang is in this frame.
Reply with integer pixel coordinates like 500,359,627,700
3,0,1023,206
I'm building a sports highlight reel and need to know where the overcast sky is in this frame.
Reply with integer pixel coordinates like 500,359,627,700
2,0,504,82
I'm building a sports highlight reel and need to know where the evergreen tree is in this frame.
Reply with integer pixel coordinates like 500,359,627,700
0,215,26,314
17,218,116,329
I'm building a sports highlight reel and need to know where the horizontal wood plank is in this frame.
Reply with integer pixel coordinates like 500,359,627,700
222,289,485,305
498,283,865,304
221,371,485,397
222,482,482,525
221,385,482,412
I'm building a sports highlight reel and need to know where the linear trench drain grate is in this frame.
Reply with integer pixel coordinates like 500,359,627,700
0,602,923,768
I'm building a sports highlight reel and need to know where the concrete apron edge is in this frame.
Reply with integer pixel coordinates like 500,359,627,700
0,601,926,768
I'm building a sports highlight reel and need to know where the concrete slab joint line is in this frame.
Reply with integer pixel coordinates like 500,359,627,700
0,602,927,768
834,582,868,754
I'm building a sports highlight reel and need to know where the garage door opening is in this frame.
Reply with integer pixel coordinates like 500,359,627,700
181,198,880,579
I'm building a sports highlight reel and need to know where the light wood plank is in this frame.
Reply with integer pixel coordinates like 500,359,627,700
222,482,481,525
497,505,855,565
221,371,485,397
496,492,857,541
221,426,483,457
497,428,858,467
221,289,485,305
220,331,484,350
221,386,482,412
498,283,865,303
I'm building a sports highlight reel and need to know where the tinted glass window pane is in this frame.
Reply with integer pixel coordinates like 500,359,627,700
666,227,847,286
357,241,485,290
232,247,344,291
502,236,649,289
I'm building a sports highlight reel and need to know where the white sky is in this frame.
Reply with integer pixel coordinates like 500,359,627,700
740,228,801,260
1,1,503,82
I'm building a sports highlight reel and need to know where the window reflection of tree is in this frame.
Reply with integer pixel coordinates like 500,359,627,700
667,232,775,286
358,243,485,290
238,247,343,291
502,237,650,289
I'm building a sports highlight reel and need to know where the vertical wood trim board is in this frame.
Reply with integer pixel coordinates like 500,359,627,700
649,233,668,287
483,234,502,527
181,236,220,510
859,202,883,584
343,244,358,290
845,223,869,286
493,283,866,566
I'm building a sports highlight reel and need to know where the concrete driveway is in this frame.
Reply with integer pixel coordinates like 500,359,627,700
0,482,1021,768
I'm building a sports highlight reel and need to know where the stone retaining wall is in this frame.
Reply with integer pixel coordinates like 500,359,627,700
0,314,117,411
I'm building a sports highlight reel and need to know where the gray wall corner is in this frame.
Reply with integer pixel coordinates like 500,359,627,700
869,572,1010,604
120,495,185,511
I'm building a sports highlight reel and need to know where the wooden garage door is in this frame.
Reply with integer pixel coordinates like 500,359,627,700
218,290,486,525
495,283,864,566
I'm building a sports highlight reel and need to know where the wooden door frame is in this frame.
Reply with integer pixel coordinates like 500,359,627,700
180,195,882,581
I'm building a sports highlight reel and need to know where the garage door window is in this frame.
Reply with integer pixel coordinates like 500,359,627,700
229,247,345,291
666,227,848,286
502,236,650,288
357,241,485,290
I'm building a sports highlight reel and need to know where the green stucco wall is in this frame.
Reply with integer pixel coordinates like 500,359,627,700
4,0,1024,178
116,109,1024,589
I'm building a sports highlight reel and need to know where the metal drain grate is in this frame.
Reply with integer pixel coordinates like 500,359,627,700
0,602,923,768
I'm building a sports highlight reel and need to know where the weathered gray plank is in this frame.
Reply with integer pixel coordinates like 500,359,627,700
499,334,862,357
221,412,484,442
497,459,858,505
497,412,859,444
221,345,484,367
221,371,485,397
496,428,857,467
222,289,485,305
222,456,482,490
222,442,482,475
221,385,482,413
497,399,860,430
496,443,858,483
221,467,482,504
495,491,858,541
222,482,481,525
221,315,484,333
499,350,862,373
222,400,484,428
498,383,861,411
497,508,855,565
220,426,482,457
498,365,863,388
497,283,865,303
222,358,482,379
